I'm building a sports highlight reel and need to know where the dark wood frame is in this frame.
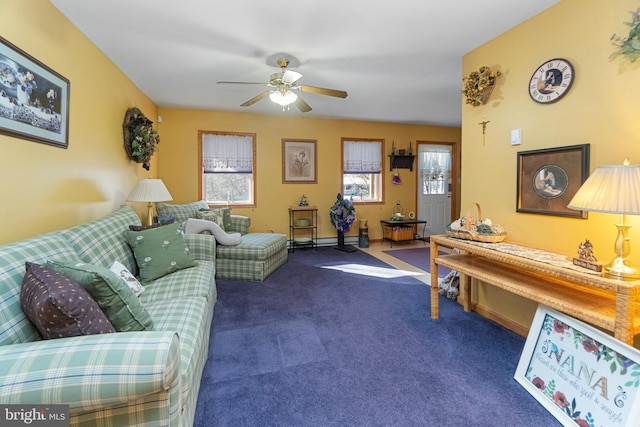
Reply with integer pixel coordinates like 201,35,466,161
516,144,590,218
0,36,70,148
282,139,317,184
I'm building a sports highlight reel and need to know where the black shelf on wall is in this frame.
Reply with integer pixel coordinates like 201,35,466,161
388,154,415,171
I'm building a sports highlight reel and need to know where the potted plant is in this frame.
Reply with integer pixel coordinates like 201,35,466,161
462,66,501,107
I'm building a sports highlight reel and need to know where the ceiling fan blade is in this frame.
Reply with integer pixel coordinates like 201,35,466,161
282,70,303,85
217,81,268,86
240,91,270,107
298,85,348,98
294,96,312,113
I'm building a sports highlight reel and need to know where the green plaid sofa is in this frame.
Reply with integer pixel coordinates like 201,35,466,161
0,205,217,427
157,201,288,282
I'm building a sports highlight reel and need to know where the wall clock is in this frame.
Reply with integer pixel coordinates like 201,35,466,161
528,58,574,104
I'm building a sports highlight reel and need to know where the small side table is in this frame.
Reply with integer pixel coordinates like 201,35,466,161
380,219,427,247
289,206,318,252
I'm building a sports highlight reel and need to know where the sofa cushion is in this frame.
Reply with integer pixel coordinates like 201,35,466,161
57,205,141,275
47,259,154,332
0,232,80,346
139,259,216,304
20,262,115,339
124,222,196,283
196,207,231,230
156,200,209,223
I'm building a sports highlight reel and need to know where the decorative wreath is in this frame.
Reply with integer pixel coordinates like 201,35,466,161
462,66,501,107
123,107,159,171
329,193,356,233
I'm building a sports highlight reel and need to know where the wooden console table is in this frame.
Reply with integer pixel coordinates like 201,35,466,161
429,234,640,345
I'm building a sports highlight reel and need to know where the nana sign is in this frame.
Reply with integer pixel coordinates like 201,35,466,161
515,306,640,427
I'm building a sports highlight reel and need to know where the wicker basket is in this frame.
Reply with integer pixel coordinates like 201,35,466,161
446,203,506,243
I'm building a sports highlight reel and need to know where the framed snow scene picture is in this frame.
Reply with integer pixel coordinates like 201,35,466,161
515,306,640,427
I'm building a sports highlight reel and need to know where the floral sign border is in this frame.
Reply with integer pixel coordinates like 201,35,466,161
0,36,70,148
515,306,640,427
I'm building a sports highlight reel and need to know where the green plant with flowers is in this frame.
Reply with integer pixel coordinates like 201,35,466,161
610,8,640,64
123,107,159,171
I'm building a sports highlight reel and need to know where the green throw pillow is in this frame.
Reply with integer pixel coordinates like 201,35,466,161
124,221,196,283
47,259,154,332
197,207,231,231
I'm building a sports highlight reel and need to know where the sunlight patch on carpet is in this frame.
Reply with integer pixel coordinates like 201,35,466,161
322,263,421,278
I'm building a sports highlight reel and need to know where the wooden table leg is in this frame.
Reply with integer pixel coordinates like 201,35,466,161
462,274,471,312
430,239,440,319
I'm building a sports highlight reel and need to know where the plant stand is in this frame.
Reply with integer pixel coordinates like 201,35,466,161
335,231,357,252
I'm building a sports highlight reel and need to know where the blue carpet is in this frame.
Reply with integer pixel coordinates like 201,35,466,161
195,247,560,427
382,246,452,275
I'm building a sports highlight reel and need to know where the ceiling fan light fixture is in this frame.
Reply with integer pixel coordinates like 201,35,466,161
269,90,298,106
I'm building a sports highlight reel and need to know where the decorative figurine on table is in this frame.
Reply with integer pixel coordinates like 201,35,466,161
298,194,309,206
573,238,602,272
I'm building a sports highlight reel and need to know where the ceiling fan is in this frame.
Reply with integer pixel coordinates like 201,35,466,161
217,58,348,112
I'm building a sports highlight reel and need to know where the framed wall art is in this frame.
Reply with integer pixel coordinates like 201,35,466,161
282,139,317,184
515,305,640,427
0,36,70,148
516,144,590,218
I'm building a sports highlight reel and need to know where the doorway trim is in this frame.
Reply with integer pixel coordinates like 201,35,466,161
415,140,461,230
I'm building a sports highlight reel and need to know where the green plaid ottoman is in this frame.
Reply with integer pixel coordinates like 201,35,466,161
215,233,287,282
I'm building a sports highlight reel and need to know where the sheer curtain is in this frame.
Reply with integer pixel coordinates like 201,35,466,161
202,134,253,173
420,149,451,194
343,140,382,173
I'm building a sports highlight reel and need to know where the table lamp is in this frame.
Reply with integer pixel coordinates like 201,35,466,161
126,178,173,226
567,158,640,280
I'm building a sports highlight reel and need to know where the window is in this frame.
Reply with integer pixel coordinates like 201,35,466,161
420,149,451,195
342,138,383,202
199,131,256,206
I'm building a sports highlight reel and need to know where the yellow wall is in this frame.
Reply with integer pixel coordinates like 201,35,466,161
0,0,157,244
462,0,640,336
157,108,460,240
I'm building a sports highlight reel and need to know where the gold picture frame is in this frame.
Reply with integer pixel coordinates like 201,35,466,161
282,139,317,184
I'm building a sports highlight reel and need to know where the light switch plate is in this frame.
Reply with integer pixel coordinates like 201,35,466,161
510,129,522,145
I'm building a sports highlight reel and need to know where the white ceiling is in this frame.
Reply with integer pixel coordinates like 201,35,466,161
50,0,559,127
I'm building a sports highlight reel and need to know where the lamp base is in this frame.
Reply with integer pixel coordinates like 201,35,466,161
146,202,154,226
604,257,640,280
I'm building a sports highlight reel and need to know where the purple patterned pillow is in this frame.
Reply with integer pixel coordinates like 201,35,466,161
128,220,175,232
20,262,115,339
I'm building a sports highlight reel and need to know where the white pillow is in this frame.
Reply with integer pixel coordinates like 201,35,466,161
183,218,242,246
110,261,145,296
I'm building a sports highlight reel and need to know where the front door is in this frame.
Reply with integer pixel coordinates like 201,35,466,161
417,144,452,237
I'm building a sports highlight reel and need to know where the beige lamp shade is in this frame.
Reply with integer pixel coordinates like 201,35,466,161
127,179,173,225
127,179,173,203
567,160,640,279
567,163,640,214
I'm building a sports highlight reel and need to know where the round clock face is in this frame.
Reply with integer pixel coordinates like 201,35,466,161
528,58,574,104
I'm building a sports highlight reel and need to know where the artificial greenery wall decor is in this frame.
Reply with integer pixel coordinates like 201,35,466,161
123,107,159,171
610,8,640,64
462,66,501,107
